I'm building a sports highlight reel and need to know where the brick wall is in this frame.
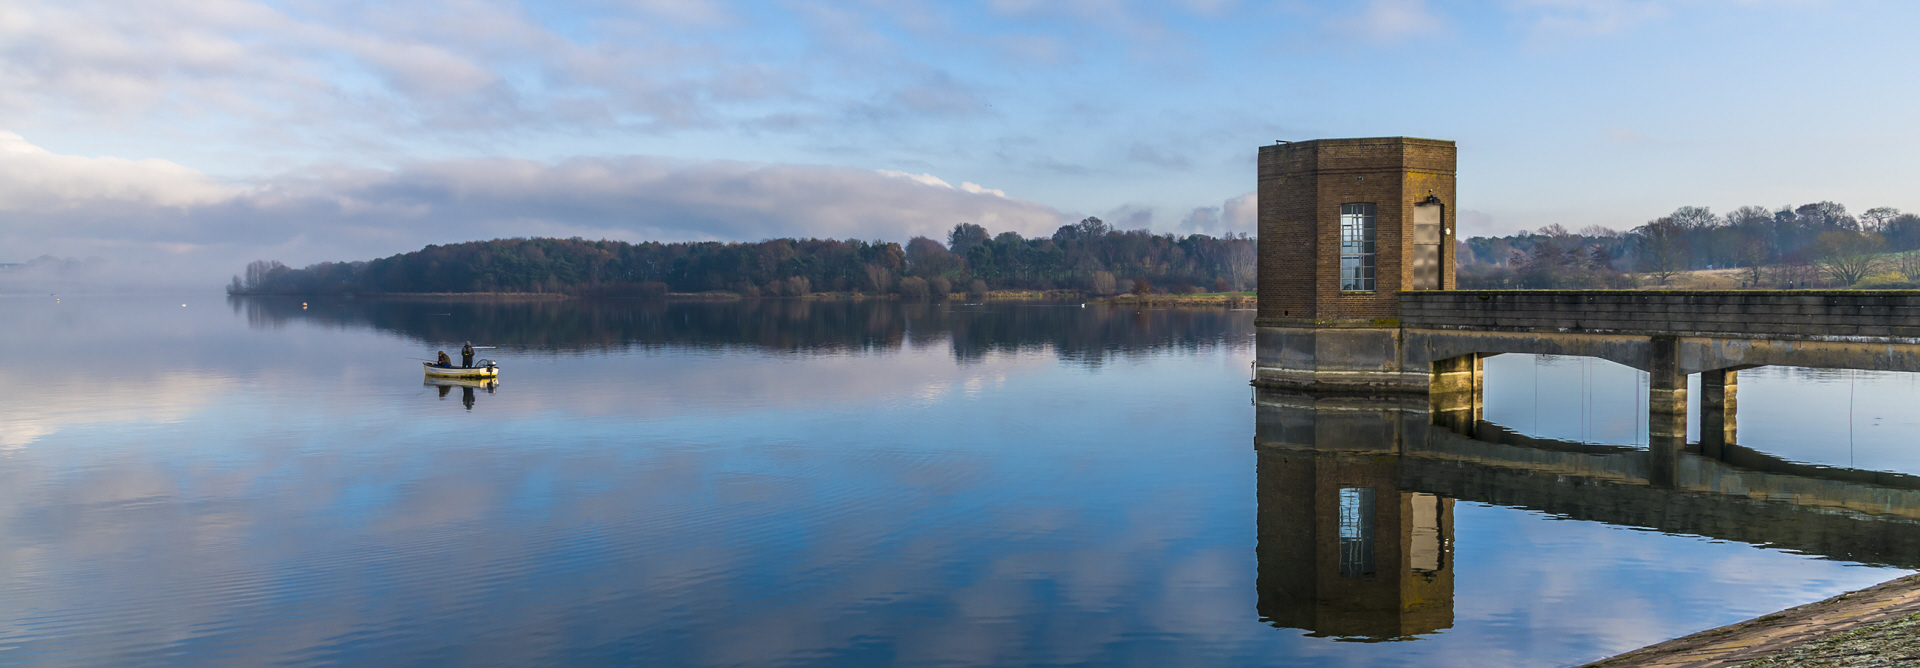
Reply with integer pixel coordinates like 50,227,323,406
1258,137,1457,324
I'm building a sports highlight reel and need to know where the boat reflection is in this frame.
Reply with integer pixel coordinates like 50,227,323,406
426,377,498,411
1255,388,1920,642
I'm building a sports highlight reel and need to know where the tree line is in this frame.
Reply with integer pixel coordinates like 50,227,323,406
1460,202,1920,289
229,218,1259,297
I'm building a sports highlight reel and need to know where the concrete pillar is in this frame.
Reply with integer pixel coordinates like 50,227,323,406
1429,353,1482,433
1647,336,1687,489
1647,336,1687,418
1699,368,1738,459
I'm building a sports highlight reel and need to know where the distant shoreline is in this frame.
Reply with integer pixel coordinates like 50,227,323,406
228,291,575,300
226,289,1262,306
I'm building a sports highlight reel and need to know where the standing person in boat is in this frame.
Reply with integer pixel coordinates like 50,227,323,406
436,351,453,367
461,341,475,368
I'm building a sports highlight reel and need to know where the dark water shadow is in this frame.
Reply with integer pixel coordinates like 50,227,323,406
231,296,1254,364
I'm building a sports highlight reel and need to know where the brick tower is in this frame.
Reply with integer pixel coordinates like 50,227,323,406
1257,137,1457,325
1253,137,1458,392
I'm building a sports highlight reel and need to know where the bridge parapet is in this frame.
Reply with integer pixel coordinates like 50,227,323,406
1401,290,1920,341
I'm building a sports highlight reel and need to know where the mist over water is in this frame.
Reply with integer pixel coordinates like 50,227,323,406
0,294,1911,666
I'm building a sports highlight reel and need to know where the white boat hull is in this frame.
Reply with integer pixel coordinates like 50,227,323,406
423,362,499,378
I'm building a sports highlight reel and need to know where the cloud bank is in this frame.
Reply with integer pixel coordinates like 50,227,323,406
0,133,1065,290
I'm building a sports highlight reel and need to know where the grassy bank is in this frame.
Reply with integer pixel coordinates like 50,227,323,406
1096,292,1256,307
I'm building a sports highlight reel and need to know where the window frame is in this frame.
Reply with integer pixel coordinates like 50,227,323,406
1337,486,1376,578
1339,203,1377,293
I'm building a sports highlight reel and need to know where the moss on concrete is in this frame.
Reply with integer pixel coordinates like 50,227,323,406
1736,612,1920,668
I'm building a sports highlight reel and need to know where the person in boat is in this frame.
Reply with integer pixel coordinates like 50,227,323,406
461,341,475,368
436,351,453,367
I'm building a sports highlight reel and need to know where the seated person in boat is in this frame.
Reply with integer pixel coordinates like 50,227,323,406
436,351,453,367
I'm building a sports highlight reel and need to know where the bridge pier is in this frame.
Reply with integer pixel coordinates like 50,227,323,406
1429,353,1481,434
1647,336,1687,419
1646,335,1688,488
1699,369,1739,459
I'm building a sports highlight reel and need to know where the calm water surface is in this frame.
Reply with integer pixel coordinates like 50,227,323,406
1,294,1914,667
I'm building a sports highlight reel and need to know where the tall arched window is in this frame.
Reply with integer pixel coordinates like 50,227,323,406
1340,203,1377,292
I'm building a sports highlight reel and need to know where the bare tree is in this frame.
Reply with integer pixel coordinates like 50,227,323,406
862,263,894,294
1667,206,1718,230
1813,230,1885,286
1631,217,1688,285
243,260,288,291
1797,202,1858,232
1737,238,1770,287
1087,271,1117,295
1892,251,1920,283
1861,207,1902,233
1225,234,1256,291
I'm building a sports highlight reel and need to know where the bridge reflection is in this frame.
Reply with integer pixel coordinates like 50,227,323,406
1254,389,1920,641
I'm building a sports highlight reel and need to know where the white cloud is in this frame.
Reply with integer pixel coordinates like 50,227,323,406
0,133,1063,289
626,0,735,26
1177,191,1255,237
0,131,235,210
1507,0,1670,37
879,170,957,189
880,170,1009,198
959,182,1007,198
1333,0,1447,44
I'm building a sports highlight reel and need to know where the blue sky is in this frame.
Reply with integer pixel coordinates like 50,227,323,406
3,0,1917,286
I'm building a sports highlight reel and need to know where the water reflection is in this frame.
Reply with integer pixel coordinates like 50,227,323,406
231,296,1252,363
1256,387,1920,641
11,294,1920,666
1256,394,1454,642
426,377,498,411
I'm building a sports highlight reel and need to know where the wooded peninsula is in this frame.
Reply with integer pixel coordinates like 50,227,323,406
228,218,1258,298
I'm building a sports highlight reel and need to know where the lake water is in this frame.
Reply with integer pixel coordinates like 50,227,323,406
2,294,1915,667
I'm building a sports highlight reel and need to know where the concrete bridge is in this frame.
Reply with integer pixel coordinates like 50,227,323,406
1251,137,1920,444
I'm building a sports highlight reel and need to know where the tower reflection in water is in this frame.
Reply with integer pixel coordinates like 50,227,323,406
1256,375,1920,643
1256,392,1453,641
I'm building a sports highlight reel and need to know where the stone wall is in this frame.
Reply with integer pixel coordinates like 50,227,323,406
1401,290,1920,340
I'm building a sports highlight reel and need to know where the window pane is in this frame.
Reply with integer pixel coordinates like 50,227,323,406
1411,493,1443,573
1338,487,1375,577
1338,203,1376,292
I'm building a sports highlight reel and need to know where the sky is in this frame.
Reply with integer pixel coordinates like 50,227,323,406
3,0,1919,288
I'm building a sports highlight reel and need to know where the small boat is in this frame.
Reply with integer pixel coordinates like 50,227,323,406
423,361,499,379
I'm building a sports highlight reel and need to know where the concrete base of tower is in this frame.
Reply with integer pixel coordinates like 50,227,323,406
1252,326,1431,393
